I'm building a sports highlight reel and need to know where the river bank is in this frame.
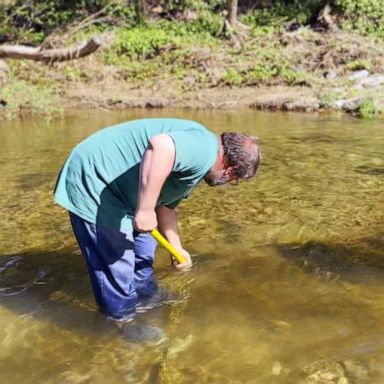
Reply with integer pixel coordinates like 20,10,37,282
1,25,384,119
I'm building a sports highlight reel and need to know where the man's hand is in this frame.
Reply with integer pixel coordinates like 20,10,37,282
133,209,157,232
171,247,192,270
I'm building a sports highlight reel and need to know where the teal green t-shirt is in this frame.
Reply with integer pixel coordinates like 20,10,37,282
53,118,218,230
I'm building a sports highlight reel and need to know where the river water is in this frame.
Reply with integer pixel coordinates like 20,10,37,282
0,109,383,384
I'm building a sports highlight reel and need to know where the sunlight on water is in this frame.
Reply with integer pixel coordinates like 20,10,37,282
0,110,383,383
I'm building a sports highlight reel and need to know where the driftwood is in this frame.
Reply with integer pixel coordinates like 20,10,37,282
0,36,102,63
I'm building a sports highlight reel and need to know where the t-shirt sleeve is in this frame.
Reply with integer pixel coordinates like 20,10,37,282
164,190,192,209
166,129,211,175
164,198,182,209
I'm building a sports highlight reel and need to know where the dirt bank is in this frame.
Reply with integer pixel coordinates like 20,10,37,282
1,27,384,118
62,79,384,118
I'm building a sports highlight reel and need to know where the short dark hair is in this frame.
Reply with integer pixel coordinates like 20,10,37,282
221,132,261,180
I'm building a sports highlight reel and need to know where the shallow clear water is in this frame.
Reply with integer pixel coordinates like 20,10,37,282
0,109,383,384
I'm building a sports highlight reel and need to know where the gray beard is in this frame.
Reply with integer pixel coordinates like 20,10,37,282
203,170,227,187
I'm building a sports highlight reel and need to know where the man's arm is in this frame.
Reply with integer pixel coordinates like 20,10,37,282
133,134,175,232
156,205,192,269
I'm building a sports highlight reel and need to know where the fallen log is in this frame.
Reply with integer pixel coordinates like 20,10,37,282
0,36,102,63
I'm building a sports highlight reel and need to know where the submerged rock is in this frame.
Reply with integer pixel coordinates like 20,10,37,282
119,323,168,345
342,360,369,382
167,334,194,358
302,359,346,384
272,361,283,376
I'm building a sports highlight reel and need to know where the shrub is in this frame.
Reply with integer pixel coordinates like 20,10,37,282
358,98,379,118
319,92,338,108
335,0,384,37
222,69,244,86
104,19,217,67
0,77,60,118
247,63,278,83
240,1,327,27
0,0,136,44
107,28,175,60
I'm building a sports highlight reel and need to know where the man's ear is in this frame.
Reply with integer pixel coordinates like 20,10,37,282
223,166,236,178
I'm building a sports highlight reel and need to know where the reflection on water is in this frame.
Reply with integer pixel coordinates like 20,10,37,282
0,110,383,383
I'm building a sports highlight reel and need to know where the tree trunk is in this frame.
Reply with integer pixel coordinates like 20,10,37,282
133,0,147,22
0,36,102,63
227,0,238,28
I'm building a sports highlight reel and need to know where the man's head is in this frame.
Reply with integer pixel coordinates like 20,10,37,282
204,132,261,187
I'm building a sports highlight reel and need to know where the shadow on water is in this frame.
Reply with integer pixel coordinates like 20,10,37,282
0,248,185,346
17,173,54,190
0,249,114,336
354,165,384,176
279,232,384,283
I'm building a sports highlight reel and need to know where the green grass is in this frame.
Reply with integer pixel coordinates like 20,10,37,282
222,69,244,86
0,73,61,118
319,92,338,108
104,20,217,64
101,20,220,82
1,4,383,119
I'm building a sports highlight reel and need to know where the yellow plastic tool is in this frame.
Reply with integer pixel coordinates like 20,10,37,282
150,229,186,264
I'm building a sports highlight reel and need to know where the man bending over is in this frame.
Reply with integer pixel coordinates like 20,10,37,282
54,118,261,322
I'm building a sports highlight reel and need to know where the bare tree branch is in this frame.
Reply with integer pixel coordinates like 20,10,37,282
0,36,102,63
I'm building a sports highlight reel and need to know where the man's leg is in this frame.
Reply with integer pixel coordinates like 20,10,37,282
133,231,158,299
69,212,138,321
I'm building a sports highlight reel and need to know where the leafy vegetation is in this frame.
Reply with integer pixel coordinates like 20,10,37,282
336,0,384,38
2,1,384,44
0,73,60,118
0,1,384,118
358,98,380,118
222,68,243,86
105,20,216,62
319,92,338,108
0,0,121,44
